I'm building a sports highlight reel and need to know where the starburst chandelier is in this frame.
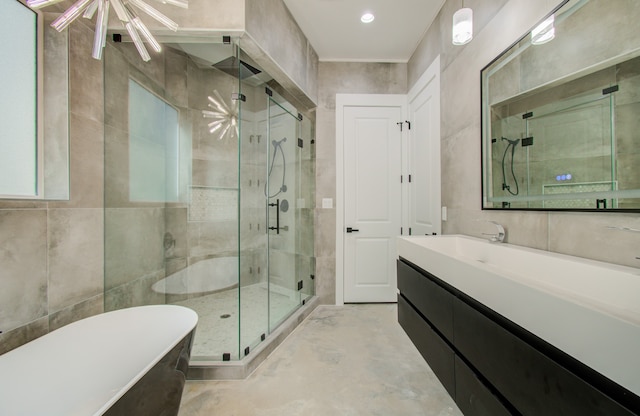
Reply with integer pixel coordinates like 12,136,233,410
27,0,188,61
202,90,239,141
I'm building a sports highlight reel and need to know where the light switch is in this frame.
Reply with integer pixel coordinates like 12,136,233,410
322,198,333,209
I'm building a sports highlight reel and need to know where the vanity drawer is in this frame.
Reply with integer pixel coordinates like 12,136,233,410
397,259,454,341
398,294,455,398
454,355,512,416
453,297,635,416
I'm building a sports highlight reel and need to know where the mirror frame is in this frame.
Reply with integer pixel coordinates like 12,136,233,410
480,0,640,212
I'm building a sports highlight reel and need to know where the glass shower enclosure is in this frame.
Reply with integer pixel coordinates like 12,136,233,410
103,37,315,362
486,55,640,210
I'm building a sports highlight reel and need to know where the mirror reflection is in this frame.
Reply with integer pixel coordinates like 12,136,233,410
481,0,640,211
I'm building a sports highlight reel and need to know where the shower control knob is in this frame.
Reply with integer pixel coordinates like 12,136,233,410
346,227,359,233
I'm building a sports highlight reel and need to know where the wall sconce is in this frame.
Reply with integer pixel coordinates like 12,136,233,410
27,0,188,61
452,2,473,46
531,15,555,45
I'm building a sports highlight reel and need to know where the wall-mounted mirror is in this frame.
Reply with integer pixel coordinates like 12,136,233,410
0,1,69,200
481,0,640,211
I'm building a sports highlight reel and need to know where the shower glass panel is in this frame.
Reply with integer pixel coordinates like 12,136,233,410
266,95,301,329
491,87,615,209
104,38,243,361
237,59,269,358
105,35,315,363
238,75,315,357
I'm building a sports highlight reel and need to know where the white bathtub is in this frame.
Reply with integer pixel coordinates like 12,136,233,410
397,234,640,397
153,256,238,295
0,305,198,416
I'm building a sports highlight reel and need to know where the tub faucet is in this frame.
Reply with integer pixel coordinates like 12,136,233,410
482,221,505,243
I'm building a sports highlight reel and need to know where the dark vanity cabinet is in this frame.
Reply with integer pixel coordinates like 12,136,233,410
397,258,638,416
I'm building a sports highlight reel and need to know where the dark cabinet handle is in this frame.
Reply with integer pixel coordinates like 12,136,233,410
346,227,359,233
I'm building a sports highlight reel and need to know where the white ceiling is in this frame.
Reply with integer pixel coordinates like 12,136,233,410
282,0,446,62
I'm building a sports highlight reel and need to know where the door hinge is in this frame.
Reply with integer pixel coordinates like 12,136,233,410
409,227,412,235
265,87,273,96
401,227,403,235
602,85,619,95
401,175,403,183
297,280,304,291
232,93,246,102
408,174,412,183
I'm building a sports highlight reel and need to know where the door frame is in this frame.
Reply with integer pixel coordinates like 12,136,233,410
335,94,408,305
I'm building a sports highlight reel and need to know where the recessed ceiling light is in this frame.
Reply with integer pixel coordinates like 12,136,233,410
361,12,374,23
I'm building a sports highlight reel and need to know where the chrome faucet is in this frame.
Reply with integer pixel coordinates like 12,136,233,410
482,221,505,243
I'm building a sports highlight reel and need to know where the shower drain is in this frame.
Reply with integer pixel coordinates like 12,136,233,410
220,314,231,319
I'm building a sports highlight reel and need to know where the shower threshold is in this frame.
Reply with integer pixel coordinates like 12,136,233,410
187,295,320,380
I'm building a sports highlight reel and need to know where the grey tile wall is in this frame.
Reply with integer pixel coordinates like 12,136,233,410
408,0,640,268
315,62,407,304
1,0,320,354
0,17,105,355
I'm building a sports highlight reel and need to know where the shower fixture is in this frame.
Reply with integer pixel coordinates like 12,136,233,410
501,137,520,196
265,138,287,198
202,90,239,140
27,0,187,61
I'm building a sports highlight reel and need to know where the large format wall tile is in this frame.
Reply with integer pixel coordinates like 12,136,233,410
0,210,48,332
49,294,103,332
68,21,103,123
48,208,103,312
0,316,48,356
104,208,165,290
50,114,104,209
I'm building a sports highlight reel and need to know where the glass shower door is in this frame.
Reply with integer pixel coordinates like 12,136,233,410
265,90,315,330
266,94,301,329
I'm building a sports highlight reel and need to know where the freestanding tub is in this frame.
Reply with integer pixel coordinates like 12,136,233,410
153,256,238,295
0,305,198,416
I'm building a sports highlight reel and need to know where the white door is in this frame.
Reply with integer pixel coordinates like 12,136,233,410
408,56,441,236
342,104,403,302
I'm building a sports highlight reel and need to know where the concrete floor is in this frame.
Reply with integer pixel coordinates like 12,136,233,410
179,304,463,415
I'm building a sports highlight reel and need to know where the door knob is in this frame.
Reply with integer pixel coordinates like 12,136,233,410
346,227,359,233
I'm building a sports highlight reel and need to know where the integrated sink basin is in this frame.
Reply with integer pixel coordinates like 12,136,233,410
397,234,640,398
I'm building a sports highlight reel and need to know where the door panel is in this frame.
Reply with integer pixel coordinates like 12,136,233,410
408,60,441,235
344,105,402,302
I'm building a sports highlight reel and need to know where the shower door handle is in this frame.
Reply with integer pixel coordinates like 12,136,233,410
346,227,359,233
269,199,280,234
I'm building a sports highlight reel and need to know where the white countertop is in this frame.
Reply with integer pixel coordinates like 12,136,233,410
398,235,640,397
